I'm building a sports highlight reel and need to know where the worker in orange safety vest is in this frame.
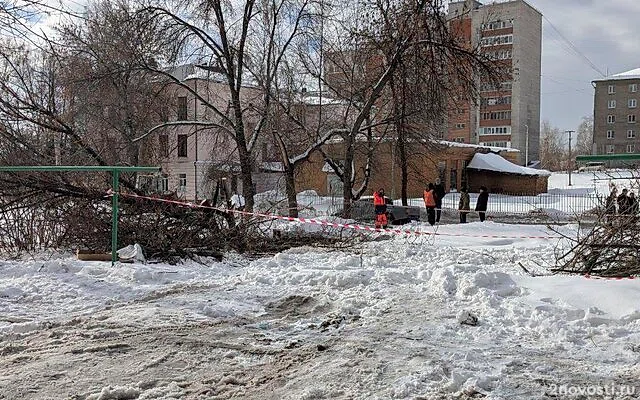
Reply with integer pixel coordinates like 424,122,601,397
373,188,388,229
423,183,437,226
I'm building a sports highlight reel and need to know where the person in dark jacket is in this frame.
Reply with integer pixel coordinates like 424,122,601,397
475,186,489,222
423,183,437,226
605,186,618,217
434,178,446,223
458,186,470,223
629,191,638,217
618,188,629,215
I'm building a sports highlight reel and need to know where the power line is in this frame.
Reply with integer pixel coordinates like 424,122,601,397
542,15,607,78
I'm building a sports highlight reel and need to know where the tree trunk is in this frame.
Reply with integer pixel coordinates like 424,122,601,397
342,136,354,218
284,168,298,218
391,75,409,206
399,136,408,206
237,144,255,212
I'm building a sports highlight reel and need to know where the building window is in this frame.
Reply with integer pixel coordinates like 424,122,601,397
159,134,169,158
480,34,513,47
159,175,168,192
481,111,512,120
629,99,637,108
478,126,511,135
484,49,512,60
481,96,511,106
630,84,638,93
608,100,616,109
178,173,187,191
455,123,466,129
607,115,615,123
177,96,187,120
629,114,636,123
479,141,510,147
628,129,636,138
482,20,514,30
177,134,188,157
607,145,615,154
455,137,465,143
627,144,636,153
607,130,615,139
608,85,616,94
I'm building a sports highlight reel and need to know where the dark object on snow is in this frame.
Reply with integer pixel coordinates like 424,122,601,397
458,310,479,326
345,198,421,225
317,344,328,351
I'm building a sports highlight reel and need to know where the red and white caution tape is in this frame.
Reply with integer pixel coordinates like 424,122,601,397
584,275,636,280
113,192,563,240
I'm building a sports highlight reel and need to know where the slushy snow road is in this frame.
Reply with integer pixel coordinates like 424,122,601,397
1,222,639,399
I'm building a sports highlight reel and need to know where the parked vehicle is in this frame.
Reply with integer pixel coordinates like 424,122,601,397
578,162,606,172
343,197,421,225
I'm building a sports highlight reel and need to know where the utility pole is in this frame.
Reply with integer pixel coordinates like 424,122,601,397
524,124,529,166
566,130,575,186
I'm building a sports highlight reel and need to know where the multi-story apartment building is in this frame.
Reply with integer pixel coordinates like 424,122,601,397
592,68,640,156
447,0,542,165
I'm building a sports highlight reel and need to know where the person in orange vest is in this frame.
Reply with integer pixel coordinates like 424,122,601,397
373,188,388,229
423,183,437,226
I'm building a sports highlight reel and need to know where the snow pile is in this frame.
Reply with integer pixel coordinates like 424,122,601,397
1,222,639,399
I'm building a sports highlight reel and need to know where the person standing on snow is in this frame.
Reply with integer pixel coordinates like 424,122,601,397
434,178,446,223
373,188,388,229
475,186,489,222
605,186,618,217
628,191,638,217
423,183,437,226
618,188,630,215
458,186,470,223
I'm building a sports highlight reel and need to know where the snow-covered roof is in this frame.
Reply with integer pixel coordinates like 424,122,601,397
593,68,640,82
322,162,336,173
261,162,285,172
467,153,551,176
300,95,347,106
437,140,520,153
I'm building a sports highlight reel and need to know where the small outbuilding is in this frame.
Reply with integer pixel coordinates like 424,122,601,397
466,153,551,195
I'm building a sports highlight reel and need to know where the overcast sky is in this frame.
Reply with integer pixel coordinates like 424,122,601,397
527,0,640,131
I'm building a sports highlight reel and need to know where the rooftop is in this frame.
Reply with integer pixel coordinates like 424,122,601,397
593,68,640,83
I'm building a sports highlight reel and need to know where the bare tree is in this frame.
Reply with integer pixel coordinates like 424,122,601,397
576,115,594,156
0,0,170,197
245,0,346,217
299,0,498,215
134,1,281,212
539,120,565,171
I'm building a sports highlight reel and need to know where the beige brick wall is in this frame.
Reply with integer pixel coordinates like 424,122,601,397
593,78,640,155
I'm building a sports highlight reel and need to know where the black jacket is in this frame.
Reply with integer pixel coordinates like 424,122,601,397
434,184,446,206
475,191,489,211
618,194,629,214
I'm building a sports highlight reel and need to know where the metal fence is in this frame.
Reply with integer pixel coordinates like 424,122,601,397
284,191,605,218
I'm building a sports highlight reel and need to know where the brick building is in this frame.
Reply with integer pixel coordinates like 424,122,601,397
447,0,542,165
289,140,548,197
592,68,640,156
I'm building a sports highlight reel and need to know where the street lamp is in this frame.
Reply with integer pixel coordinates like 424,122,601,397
524,124,529,166
565,130,575,186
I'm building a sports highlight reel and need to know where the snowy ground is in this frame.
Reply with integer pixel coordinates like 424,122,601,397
1,222,639,399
